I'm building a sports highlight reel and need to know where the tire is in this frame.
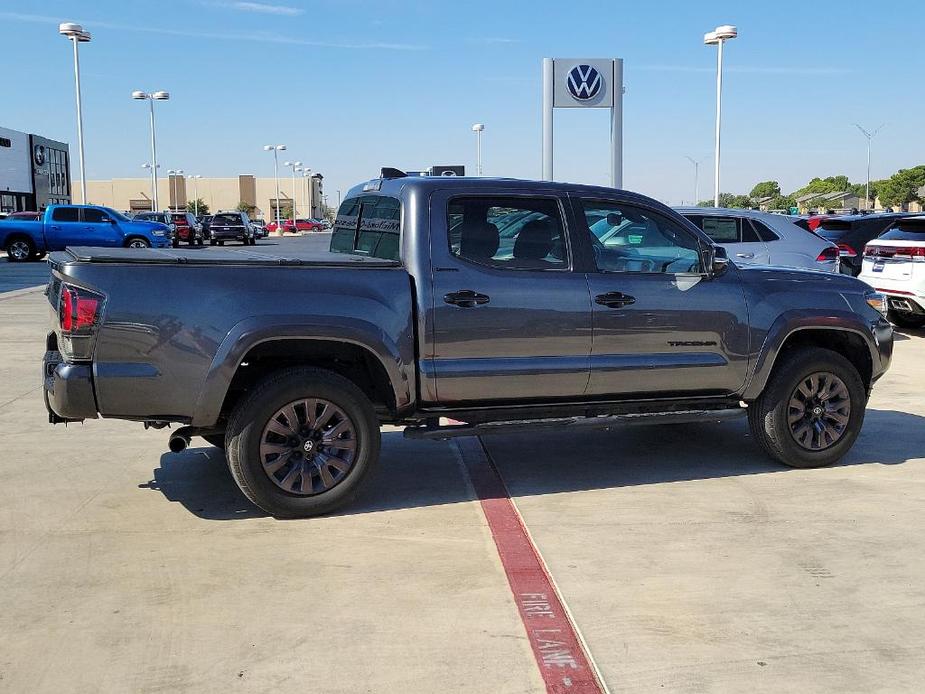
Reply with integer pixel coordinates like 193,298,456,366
197,237,204,247
172,239,180,248
125,237,150,249
202,434,226,450
888,310,925,329
36,251,46,260
210,239,217,246
6,236,36,262
225,367,380,518
747,347,866,469
218,240,225,246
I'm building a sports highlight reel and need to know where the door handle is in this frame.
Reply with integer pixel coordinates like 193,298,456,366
735,252,755,259
594,291,636,308
50,225,61,230
444,290,490,308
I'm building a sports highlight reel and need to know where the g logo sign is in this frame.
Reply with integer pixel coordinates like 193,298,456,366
566,64,602,101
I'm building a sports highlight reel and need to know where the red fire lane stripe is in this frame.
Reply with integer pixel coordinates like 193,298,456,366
455,437,606,694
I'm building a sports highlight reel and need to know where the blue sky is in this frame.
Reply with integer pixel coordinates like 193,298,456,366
1,0,922,205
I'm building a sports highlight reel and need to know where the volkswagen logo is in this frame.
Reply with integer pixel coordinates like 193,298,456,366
566,64,602,101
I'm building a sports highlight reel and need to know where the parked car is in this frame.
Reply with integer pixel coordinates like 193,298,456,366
133,211,179,246
267,218,325,233
208,211,256,245
811,214,912,276
858,216,925,328
250,218,267,239
41,173,892,517
2,204,171,261
167,211,204,246
2,211,41,222
675,207,840,272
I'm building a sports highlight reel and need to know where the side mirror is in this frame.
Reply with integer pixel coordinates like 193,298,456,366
703,245,730,278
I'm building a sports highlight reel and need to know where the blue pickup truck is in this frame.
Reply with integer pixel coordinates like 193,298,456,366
1,205,171,262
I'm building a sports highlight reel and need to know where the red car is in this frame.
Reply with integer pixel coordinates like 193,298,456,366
169,212,204,245
267,218,325,233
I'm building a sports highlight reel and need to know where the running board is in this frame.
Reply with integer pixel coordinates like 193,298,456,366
403,408,746,440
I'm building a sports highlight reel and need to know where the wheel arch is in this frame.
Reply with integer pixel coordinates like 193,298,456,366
744,317,877,401
192,318,414,427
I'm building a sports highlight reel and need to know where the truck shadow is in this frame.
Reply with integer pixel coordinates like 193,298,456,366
142,408,925,520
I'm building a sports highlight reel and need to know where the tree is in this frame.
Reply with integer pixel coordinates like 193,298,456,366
794,175,850,197
768,194,796,211
280,205,293,221
699,193,752,208
185,198,209,215
236,201,255,214
749,180,781,199
876,166,925,208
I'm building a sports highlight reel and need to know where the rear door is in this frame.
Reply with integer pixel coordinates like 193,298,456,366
427,190,592,404
45,207,85,249
578,198,750,398
685,213,770,265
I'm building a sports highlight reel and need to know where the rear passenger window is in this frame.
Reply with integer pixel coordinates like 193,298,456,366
750,219,779,242
697,216,740,242
330,195,401,261
51,207,79,222
448,196,568,270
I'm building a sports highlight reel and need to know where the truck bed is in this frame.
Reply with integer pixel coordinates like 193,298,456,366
55,246,401,267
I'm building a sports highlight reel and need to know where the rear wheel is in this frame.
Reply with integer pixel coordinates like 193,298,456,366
225,367,380,517
210,239,217,246
218,240,225,246
748,347,866,469
6,237,35,262
888,309,925,329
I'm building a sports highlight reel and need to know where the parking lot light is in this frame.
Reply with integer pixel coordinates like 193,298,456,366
188,174,202,215
132,90,170,210
263,145,286,231
704,24,737,207
684,155,705,205
853,124,885,211
59,23,91,204
472,123,485,176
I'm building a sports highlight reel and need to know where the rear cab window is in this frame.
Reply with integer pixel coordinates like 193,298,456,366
330,195,401,261
211,213,244,226
51,207,79,222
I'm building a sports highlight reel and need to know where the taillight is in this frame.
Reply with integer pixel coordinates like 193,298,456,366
59,284,102,334
837,243,857,258
866,245,925,259
816,246,839,262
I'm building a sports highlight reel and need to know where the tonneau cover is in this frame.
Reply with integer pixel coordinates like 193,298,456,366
56,246,401,267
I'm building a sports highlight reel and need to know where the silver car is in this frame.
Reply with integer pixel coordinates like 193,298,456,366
675,207,840,272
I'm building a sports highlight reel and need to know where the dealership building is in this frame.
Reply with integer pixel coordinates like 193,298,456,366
0,126,72,213
85,173,325,220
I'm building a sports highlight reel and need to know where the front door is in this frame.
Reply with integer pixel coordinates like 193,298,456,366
427,191,592,404
81,207,123,246
576,198,750,398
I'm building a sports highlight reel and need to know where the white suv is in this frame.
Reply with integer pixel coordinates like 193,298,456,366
859,216,925,329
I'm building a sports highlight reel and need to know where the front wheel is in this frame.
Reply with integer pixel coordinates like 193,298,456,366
888,309,925,329
748,347,866,469
126,238,150,249
225,367,380,517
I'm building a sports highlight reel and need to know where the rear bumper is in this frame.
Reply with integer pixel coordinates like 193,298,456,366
864,281,925,314
43,348,98,423
210,228,247,240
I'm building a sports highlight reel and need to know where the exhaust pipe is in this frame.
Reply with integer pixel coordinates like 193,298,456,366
168,427,193,453
168,433,190,453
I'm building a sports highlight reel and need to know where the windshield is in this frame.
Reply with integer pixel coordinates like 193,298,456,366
103,207,130,223
212,214,244,226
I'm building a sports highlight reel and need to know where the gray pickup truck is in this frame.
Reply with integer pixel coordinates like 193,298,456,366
43,173,894,517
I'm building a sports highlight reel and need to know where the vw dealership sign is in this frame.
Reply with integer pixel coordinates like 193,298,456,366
543,58,624,186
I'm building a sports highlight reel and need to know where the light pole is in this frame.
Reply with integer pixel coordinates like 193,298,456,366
302,170,312,218
283,160,302,222
472,123,485,176
141,163,160,210
704,25,737,207
167,169,183,211
263,145,286,231
337,190,341,208
188,174,202,215
854,123,884,210
132,90,170,210
59,23,91,204
684,155,705,205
